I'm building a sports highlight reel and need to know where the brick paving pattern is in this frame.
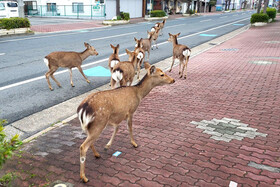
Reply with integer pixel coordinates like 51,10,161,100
1,19,280,186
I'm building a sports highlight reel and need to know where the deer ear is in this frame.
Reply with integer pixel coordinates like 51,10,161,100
177,33,181,36
110,44,114,48
134,37,137,41
125,49,130,54
144,62,151,70
168,33,171,36
149,66,156,75
116,44,120,48
84,42,89,48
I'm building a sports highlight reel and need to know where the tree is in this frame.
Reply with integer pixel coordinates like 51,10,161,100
257,0,262,13
186,0,192,13
263,0,269,13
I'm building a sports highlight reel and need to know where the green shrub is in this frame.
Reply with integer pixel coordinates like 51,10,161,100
250,13,269,24
0,17,30,30
188,9,195,15
120,12,130,20
0,119,22,168
117,15,121,20
261,8,276,20
150,10,166,17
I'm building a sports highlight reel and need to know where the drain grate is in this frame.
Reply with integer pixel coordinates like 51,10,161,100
190,118,267,142
249,60,275,65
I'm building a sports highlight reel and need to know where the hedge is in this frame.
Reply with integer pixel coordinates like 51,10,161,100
261,8,276,20
120,12,130,20
0,17,30,30
250,13,269,24
150,10,166,17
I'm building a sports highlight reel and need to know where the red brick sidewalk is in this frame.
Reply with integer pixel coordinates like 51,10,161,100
1,20,280,186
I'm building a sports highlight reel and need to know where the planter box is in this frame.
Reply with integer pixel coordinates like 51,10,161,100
0,28,31,36
144,16,168,21
102,20,130,25
268,18,272,23
252,22,267,27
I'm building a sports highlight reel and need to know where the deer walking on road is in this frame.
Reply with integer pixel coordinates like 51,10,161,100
44,42,98,91
108,44,120,73
77,62,175,183
168,33,191,79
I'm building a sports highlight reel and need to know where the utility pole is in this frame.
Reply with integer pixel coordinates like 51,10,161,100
18,0,25,17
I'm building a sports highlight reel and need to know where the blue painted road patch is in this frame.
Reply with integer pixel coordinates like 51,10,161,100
84,66,111,77
233,24,244,26
113,151,122,157
200,34,217,37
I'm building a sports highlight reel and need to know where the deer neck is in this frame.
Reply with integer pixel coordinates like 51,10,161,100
172,38,178,47
135,74,155,99
131,54,138,68
80,49,91,61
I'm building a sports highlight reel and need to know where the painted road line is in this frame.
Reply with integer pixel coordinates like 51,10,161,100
0,53,5,56
90,32,137,41
200,19,212,22
220,16,228,18
165,24,186,29
200,34,217,37
0,18,249,91
233,24,245,26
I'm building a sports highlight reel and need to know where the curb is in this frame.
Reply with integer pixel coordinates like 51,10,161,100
4,24,250,143
102,20,130,25
144,16,168,21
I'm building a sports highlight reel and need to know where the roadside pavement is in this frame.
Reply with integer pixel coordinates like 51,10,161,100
1,18,280,187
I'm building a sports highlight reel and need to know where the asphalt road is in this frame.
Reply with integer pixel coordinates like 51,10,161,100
0,11,255,125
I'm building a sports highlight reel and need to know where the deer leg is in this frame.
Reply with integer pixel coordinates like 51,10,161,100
110,78,116,89
169,57,175,72
68,68,74,87
80,120,106,183
184,56,190,79
147,50,150,61
104,125,119,150
180,59,185,79
127,115,137,148
77,66,90,84
179,61,182,75
155,40,158,49
46,67,59,90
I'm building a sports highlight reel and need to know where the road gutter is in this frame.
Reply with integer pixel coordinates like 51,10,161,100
4,24,250,142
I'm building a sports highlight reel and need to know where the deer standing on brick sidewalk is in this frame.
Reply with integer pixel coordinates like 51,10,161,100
110,50,143,88
108,44,120,73
134,39,145,80
134,36,152,61
44,42,98,91
77,62,175,183
153,19,166,36
168,33,191,79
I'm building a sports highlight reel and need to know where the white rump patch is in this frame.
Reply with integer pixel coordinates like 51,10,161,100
112,70,123,82
183,49,191,57
155,23,159,27
151,28,156,32
78,109,95,132
135,43,138,47
110,60,119,68
80,157,86,163
137,52,144,60
43,58,49,67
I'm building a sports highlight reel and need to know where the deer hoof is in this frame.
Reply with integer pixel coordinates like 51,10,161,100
179,75,183,78
184,76,187,79
104,145,110,151
81,176,89,183
95,153,101,159
169,69,172,72
86,80,90,84
132,142,138,148
179,72,181,75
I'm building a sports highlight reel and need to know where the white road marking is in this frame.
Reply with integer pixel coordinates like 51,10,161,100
0,53,5,56
220,16,228,18
165,24,186,29
90,32,137,41
200,19,212,22
0,18,249,91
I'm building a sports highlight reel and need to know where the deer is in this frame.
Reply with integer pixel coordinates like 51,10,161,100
44,42,98,91
153,19,166,36
168,33,191,79
148,27,160,50
110,50,143,88
108,44,120,73
134,40,145,80
134,36,152,61
77,61,175,183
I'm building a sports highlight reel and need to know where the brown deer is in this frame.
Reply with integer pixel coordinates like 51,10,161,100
77,62,175,183
44,42,98,91
154,19,166,36
134,36,151,61
148,27,160,50
110,50,143,88
134,40,145,80
108,44,120,73
168,33,191,79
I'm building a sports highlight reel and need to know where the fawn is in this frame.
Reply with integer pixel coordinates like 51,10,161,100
108,44,120,73
44,42,98,91
168,33,191,79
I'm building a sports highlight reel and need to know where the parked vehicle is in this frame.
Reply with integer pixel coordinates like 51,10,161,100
0,1,19,18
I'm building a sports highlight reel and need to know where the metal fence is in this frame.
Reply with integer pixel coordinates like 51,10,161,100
26,5,105,19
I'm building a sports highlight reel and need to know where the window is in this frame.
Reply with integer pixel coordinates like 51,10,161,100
7,3,17,7
0,3,5,11
47,3,56,12
72,3,84,13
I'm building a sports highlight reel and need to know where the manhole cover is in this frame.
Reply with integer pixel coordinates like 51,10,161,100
54,184,67,187
250,60,275,65
264,41,280,44
190,118,267,142
221,48,239,51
